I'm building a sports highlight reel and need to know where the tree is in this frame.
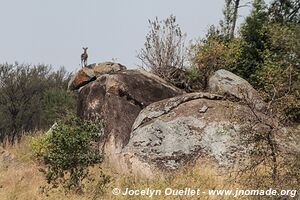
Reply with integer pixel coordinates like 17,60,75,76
188,2,300,191
220,0,243,39
233,0,268,82
269,0,300,23
189,37,227,89
189,26,241,89
256,23,300,122
235,92,300,191
0,63,48,143
137,15,186,86
0,63,75,144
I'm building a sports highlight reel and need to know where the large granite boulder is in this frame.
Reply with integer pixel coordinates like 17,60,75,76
120,92,270,178
77,69,184,166
68,61,126,90
208,69,266,111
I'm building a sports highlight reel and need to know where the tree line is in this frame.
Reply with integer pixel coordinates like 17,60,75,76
0,63,76,144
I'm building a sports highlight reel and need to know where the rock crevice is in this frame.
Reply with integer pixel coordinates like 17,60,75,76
132,92,223,131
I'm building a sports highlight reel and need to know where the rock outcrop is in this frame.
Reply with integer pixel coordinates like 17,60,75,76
77,68,184,167
120,92,269,178
68,62,126,90
208,69,266,111
72,64,278,178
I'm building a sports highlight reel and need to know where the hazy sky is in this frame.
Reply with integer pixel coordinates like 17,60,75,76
0,0,267,72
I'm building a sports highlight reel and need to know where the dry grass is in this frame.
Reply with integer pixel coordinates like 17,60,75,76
0,134,297,200
0,160,234,200
0,135,44,200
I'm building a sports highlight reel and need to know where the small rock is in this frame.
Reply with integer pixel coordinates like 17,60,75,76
199,105,208,113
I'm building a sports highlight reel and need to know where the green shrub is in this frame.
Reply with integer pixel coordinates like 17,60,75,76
32,115,104,192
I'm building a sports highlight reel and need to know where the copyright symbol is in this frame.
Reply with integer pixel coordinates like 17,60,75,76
112,188,121,195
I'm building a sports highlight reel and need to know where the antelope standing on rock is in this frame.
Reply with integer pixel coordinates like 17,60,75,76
81,47,88,67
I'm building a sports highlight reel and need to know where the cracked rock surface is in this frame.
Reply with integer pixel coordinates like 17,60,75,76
77,69,183,168
121,92,267,178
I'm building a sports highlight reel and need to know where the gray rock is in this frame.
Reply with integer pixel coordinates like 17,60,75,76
120,92,267,178
199,105,208,113
77,69,184,170
208,69,266,111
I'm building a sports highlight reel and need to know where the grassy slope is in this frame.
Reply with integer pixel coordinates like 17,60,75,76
1,132,299,200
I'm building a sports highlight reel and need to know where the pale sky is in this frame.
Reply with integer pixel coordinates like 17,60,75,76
0,0,269,72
